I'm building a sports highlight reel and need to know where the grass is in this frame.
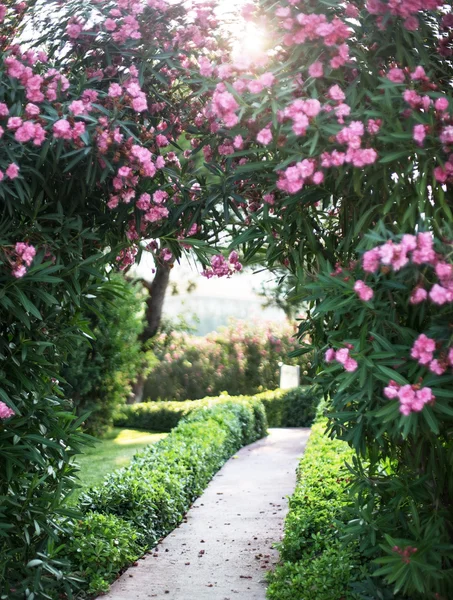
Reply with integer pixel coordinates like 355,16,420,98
73,428,167,491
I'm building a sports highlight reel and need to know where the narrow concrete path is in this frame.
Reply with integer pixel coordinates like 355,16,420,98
101,428,310,600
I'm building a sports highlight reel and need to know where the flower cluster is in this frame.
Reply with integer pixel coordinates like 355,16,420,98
325,346,358,372
354,279,374,301
0,401,14,420
10,242,36,278
411,334,453,376
276,8,351,69
366,0,443,30
384,380,435,415
362,232,453,305
201,251,243,279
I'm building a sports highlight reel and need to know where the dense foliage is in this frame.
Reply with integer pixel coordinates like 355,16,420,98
61,275,145,435
115,387,317,431
2,0,453,596
73,398,267,594
145,320,307,400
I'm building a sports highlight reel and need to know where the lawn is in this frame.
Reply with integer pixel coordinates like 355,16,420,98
73,428,167,491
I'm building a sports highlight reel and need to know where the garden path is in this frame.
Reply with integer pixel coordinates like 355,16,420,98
101,428,310,600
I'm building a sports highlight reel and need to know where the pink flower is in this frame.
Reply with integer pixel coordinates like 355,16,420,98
411,334,436,365
328,84,345,102
108,83,123,98
435,97,449,112
429,284,451,305
362,248,381,273
429,359,446,375
0,401,14,419
156,134,169,147
257,127,273,145
308,61,324,78
344,357,358,372
384,382,400,399
69,100,87,115
104,18,117,31
7,117,23,130
132,95,148,112
12,265,27,278
413,124,426,146
53,119,72,139
15,121,36,143
387,68,405,83
354,280,374,301
66,22,84,39
6,163,19,179
410,287,428,304
325,348,336,362
25,103,40,117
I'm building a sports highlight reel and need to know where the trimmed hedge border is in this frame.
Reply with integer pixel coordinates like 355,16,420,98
266,421,360,600
65,398,267,596
114,387,317,432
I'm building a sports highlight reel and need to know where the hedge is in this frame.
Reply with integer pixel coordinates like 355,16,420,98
115,387,318,432
265,421,358,600
66,398,267,596
266,422,401,600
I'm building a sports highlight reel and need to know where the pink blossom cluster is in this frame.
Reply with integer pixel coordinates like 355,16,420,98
5,54,69,102
366,0,443,30
0,163,20,184
276,158,324,194
108,78,148,112
325,346,358,372
136,190,169,223
362,232,453,305
354,279,374,301
202,251,243,279
53,119,86,141
210,87,239,128
0,401,14,420
7,117,46,146
11,242,36,278
276,9,351,70
410,334,453,376
328,120,378,168
384,380,435,415
116,246,138,270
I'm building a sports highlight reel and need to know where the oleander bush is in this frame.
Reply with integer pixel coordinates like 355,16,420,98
115,387,317,431
144,320,311,401
73,399,267,594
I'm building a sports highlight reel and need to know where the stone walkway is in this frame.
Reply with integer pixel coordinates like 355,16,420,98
100,428,310,600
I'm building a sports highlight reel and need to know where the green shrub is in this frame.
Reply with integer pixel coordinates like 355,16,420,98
76,399,267,589
64,513,140,595
61,275,146,436
266,421,400,600
256,387,318,428
145,320,311,401
116,388,317,432
267,422,358,600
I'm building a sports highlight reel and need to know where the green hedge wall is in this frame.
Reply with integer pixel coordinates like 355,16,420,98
115,387,318,432
65,399,267,596
266,422,401,600
266,421,359,600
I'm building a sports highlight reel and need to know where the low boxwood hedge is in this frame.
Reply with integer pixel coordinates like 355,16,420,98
266,421,401,600
66,398,267,596
266,421,361,600
114,387,317,432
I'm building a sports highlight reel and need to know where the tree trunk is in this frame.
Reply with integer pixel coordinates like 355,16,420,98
128,262,171,403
